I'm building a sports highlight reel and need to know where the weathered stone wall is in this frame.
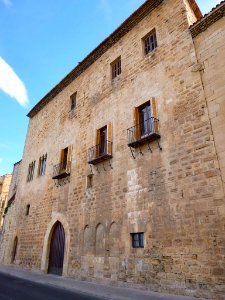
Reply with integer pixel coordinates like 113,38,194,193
0,174,12,228
2,0,225,299
193,14,225,190
0,161,21,264
192,12,225,300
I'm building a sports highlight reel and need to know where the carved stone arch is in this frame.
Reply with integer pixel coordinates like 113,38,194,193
41,212,70,276
83,224,92,255
95,223,105,256
109,222,120,257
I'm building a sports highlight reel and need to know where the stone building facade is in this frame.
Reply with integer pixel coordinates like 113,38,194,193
1,0,225,299
0,161,21,263
0,174,12,229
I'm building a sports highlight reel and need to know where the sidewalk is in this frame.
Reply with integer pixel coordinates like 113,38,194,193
0,265,208,300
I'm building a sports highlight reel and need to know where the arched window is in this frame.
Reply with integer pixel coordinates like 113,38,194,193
95,224,105,256
109,222,120,256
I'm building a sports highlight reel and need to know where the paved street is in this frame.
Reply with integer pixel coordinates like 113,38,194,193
0,265,209,300
0,273,103,300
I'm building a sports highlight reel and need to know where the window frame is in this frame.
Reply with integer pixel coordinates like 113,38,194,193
111,56,121,80
131,232,144,248
70,92,77,111
96,123,112,157
27,161,35,182
38,154,47,177
142,29,157,55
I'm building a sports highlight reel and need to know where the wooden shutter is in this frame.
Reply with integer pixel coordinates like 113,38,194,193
107,122,112,155
66,145,73,173
96,129,100,157
134,107,140,141
151,97,158,133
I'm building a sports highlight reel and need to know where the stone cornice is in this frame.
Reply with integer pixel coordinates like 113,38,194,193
28,0,202,118
190,1,225,38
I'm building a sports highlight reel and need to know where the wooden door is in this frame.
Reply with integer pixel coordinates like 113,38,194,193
48,222,65,276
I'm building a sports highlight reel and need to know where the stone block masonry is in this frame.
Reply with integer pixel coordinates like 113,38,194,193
1,1,225,299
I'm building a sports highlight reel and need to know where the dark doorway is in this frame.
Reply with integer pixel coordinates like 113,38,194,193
138,101,152,136
48,222,65,276
99,126,107,156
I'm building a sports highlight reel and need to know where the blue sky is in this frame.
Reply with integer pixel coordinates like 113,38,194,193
0,0,221,175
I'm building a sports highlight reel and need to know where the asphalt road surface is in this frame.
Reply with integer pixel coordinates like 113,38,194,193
0,272,104,300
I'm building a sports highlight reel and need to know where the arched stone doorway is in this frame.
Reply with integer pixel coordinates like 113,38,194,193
48,221,65,275
41,213,70,276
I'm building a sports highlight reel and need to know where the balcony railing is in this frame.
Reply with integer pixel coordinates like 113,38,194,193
52,161,71,179
127,117,160,148
88,140,112,165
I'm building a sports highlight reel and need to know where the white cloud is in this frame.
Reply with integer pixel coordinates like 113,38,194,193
2,0,12,7
0,158,3,163
0,57,28,107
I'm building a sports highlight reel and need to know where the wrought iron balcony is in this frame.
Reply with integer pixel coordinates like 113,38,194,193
88,140,112,165
52,162,71,179
127,117,160,148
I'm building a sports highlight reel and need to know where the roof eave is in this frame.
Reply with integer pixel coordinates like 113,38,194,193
27,0,164,118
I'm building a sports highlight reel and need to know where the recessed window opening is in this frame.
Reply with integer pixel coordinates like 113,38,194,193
27,161,35,182
139,101,152,136
86,174,93,189
38,154,47,176
26,204,30,216
111,56,121,79
61,147,68,170
70,92,77,111
99,126,107,156
143,29,157,55
131,232,144,248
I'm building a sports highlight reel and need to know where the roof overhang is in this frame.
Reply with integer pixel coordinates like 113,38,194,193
190,1,225,38
28,0,202,118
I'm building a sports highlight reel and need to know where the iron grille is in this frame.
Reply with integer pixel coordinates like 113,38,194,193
127,117,160,147
52,161,71,179
88,140,112,165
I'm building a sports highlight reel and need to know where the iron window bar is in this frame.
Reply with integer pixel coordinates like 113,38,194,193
127,117,160,148
88,140,112,165
52,161,71,179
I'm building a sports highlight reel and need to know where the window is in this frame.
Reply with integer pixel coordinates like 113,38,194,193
86,174,93,189
27,161,35,182
138,101,152,136
26,204,30,216
70,92,77,111
133,97,158,140
143,29,157,55
111,56,121,79
88,123,113,164
131,233,144,248
52,145,73,179
61,147,68,170
96,123,112,157
38,154,47,176
60,145,72,172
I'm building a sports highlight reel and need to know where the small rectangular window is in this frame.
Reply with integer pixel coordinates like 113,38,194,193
26,204,30,216
131,233,144,248
111,56,121,79
70,92,77,111
86,174,93,189
143,29,157,55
